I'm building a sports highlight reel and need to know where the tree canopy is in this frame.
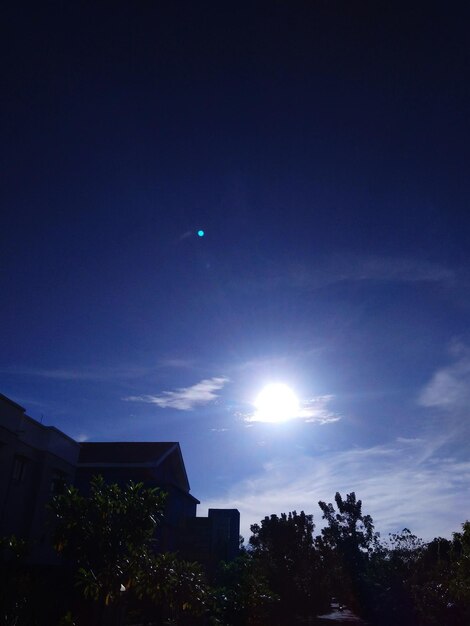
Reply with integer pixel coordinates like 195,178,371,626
50,475,167,606
3,483,469,625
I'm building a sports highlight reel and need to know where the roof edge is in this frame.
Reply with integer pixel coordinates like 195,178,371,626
0,393,26,412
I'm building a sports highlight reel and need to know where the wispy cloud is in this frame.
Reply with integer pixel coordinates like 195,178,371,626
244,394,340,424
202,436,466,541
124,376,229,410
0,365,149,381
418,348,470,410
235,352,312,372
0,358,195,381
233,255,454,294
334,255,454,284
157,357,195,369
298,395,341,424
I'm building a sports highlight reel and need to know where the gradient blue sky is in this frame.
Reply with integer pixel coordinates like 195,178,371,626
2,2,470,540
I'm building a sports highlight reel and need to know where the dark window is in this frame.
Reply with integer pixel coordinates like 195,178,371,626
50,470,67,495
12,456,27,483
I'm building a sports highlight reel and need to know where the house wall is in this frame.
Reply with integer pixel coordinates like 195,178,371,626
208,508,240,562
178,509,240,574
0,394,80,562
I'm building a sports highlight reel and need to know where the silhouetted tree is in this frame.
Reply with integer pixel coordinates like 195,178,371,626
317,492,379,616
365,528,424,625
0,535,71,626
212,551,277,626
409,523,470,625
450,521,470,613
249,511,328,623
0,535,32,625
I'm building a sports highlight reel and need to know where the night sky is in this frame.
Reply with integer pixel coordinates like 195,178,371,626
2,2,470,539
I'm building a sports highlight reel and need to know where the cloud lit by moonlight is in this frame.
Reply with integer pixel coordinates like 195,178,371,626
246,384,341,425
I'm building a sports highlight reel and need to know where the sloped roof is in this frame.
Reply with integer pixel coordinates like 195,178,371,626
77,441,194,496
78,441,177,464
0,392,25,412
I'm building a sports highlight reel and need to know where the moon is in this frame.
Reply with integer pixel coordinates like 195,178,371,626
254,383,300,423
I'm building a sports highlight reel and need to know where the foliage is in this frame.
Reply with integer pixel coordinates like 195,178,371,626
5,480,470,626
363,529,424,625
317,491,380,613
387,527,424,561
0,534,29,560
50,475,166,606
212,551,277,626
0,537,72,626
249,510,329,622
450,521,470,606
0,535,32,626
134,552,209,624
318,492,378,558
408,526,470,625
58,611,76,626
50,475,213,625
250,510,315,557
316,494,470,625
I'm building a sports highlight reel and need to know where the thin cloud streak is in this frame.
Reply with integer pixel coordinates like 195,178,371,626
0,366,149,381
300,395,341,424
202,437,467,541
337,256,454,284
419,351,470,410
232,255,454,294
0,358,195,381
124,376,229,410
158,357,195,369
244,394,340,424
233,347,323,373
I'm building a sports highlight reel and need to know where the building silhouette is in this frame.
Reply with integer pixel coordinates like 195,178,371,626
0,392,239,570
0,393,79,562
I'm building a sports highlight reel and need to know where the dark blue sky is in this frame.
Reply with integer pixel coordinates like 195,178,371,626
2,2,470,539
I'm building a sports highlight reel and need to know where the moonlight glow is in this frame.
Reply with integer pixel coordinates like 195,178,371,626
254,383,300,423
